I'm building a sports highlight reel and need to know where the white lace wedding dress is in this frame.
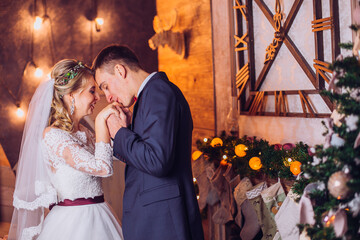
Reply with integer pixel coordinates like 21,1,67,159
36,125,124,240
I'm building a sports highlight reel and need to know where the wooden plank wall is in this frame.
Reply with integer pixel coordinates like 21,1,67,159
156,0,215,145
0,144,15,223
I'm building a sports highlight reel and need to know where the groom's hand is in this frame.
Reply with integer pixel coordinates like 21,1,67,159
107,113,127,139
120,107,132,127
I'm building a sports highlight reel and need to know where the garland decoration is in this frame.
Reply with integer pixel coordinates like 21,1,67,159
195,131,312,180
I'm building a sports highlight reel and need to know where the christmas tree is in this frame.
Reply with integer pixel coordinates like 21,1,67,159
292,19,360,240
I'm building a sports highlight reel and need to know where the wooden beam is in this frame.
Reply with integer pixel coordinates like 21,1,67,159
240,112,330,118
313,0,325,89
235,0,247,104
250,89,320,95
283,0,304,33
330,0,340,61
246,0,256,92
298,90,315,117
274,91,288,116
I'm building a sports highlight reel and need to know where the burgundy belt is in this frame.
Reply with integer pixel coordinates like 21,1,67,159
49,195,104,210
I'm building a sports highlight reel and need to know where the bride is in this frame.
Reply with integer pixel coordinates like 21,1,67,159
8,59,124,240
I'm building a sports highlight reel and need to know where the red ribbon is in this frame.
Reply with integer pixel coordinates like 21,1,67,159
49,195,104,210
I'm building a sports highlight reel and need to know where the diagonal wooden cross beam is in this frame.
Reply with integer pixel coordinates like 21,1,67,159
298,90,315,118
253,0,317,91
246,0,334,113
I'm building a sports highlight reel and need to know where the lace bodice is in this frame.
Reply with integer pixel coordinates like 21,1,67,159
42,126,113,201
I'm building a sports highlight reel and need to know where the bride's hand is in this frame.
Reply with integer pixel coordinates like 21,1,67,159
96,102,121,122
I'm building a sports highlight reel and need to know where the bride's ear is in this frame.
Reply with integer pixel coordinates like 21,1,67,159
114,64,127,79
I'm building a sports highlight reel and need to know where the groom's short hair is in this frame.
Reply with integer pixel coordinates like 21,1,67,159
92,44,142,74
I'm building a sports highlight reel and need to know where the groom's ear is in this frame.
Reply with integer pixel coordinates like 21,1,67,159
114,64,127,79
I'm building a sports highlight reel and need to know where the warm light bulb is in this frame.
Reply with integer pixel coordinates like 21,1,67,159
34,16,43,30
95,18,104,32
203,138,208,142
34,68,43,77
223,155,227,159
193,178,197,183
95,18,104,26
16,107,24,118
196,195,200,200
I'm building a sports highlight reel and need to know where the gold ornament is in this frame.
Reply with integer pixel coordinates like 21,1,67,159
283,157,293,167
210,138,223,147
249,157,262,170
328,171,351,200
235,144,247,157
290,161,302,175
192,151,203,161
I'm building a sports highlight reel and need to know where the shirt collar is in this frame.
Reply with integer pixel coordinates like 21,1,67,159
137,72,157,97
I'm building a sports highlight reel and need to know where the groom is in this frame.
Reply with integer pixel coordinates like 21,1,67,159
92,45,204,240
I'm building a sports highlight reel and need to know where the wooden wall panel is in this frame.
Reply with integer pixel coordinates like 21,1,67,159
0,144,15,222
156,0,215,145
0,0,157,168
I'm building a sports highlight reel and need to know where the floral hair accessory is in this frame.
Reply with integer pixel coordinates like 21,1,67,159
56,62,85,86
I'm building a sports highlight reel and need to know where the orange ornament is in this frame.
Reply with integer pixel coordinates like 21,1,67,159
235,144,247,157
220,159,228,166
210,138,223,147
192,151,203,161
249,157,262,170
290,161,302,175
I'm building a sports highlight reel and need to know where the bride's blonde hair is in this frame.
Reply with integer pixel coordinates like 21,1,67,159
49,59,93,132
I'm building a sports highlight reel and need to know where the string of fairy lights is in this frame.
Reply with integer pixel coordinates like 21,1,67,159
2,0,104,119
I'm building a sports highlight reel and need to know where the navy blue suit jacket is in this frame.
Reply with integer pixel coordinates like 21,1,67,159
113,72,204,240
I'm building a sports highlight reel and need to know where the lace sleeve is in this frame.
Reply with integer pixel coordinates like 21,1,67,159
43,128,113,177
81,125,96,149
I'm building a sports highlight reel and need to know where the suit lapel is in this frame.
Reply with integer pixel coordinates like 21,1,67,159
130,72,163,130
131,100,139,131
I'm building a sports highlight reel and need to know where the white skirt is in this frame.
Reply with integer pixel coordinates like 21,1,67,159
37,202,123,240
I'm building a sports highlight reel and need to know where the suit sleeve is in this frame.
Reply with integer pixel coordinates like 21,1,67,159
113,83,179,177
